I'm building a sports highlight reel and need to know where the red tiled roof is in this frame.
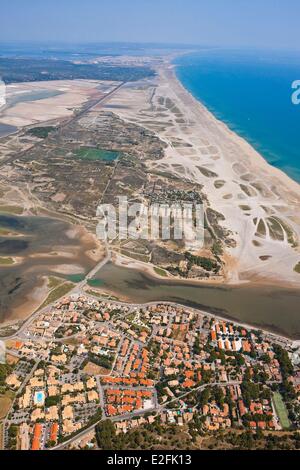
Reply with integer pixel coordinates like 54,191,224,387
31,423,42,451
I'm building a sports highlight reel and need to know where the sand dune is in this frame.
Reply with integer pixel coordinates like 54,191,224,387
105,64,300,287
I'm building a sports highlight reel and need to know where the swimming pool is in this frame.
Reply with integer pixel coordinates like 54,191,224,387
34,391,45,405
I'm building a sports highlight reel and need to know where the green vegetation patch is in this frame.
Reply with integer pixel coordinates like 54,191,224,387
0,227,21,237
45,395,60,407
47,276,64,290
256,219,266,237
240,184,255,197
214,180,225,189
0,58,155,84
38,282,74,310
272,216,297,247
154,267,168,277
0,205,23,215
185,252,220,274
96,420,116,449
294,262,300,274
0,364,12,387
87,278,104,288
211,240,224,257
267,217,284,242
197,166,218,178
0,257,15,266
87,352,113,370
66,273,86,283
273,392,291,430
73,147,120,162
26,126,56,139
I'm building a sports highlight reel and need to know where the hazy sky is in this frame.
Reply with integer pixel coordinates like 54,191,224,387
1,0,300,49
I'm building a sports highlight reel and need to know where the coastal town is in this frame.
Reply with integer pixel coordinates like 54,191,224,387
1,0,300,462
1,293,300,450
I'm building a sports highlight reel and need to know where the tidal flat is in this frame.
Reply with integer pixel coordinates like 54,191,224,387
0,213,98,323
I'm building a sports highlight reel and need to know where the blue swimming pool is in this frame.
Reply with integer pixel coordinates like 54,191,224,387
34,391,45,405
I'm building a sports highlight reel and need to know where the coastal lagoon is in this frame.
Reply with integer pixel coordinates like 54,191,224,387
0,88,63,137
6,88,63,107
0,214,96,323
0,122,17,138
175,50,300,182
92,262,300,339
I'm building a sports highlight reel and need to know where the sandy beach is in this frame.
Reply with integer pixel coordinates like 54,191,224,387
104,63,300,287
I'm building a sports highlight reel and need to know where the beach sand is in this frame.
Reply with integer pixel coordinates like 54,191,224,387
104,64,300,287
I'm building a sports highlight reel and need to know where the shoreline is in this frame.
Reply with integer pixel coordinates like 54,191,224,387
159,65,300,284
83,287,299,345
170,63,300,196
96,257,300,342
0,212,104,326
173,55,300,188
1,58,300,343
113,250,300,290
112,251,228,286
3,245,299,342
105,61,300,286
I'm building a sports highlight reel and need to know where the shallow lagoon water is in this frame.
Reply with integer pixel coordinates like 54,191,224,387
0,214,95,323
0,122,17,138
93,262,300,339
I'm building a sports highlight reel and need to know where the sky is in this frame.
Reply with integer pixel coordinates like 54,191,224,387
1,0,300,50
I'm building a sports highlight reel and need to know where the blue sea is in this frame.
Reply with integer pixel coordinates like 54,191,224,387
175,49,300,183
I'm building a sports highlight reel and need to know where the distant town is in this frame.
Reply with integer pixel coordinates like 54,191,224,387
1,294,300,450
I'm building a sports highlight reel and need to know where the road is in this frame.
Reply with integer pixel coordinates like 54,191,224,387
72,241,111,293
52,406,156,451
0,79,127,341
52,381,241,450
0,80,126,167
61,81,125,127
52,375,282,450
158,380,243,410
2,359,39,445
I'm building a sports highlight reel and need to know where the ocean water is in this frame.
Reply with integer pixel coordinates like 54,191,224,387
175,49,300,183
